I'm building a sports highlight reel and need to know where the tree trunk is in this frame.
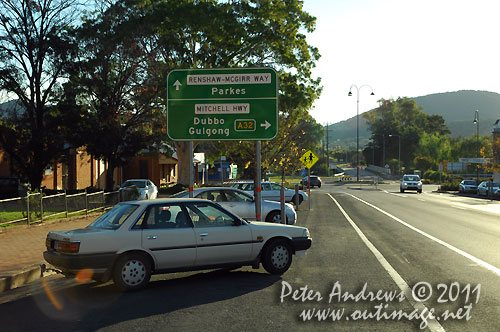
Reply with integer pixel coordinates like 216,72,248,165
174,141,195,186
106,162,116,191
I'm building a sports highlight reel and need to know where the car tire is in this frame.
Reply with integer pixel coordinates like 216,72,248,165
113,253,151,291
262,239,292,275
318,183,321,188
418,189,422,193
266,211,285,223
400,189,404,193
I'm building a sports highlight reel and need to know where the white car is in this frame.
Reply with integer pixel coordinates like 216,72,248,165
120,179,158,200
400,174,422,193
172,187,297,224
231,181,308,204
44,199,312,291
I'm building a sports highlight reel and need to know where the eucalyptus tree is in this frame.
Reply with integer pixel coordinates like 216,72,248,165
135,0,322,185
0,0,80,189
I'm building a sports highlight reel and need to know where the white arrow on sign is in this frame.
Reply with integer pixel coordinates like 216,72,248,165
173,80,182,91
260,120,271,130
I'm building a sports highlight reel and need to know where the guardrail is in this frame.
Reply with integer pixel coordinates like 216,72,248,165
0,189,137,226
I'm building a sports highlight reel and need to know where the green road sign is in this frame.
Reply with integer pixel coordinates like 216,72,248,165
167,68,278,141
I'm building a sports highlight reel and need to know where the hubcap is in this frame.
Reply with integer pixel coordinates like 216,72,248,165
271,245,289,268
121,259,146,286
272,213,281,222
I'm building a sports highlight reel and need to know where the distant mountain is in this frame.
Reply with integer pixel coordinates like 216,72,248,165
325,90,500,148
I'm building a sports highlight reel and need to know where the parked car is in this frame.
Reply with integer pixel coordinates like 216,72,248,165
400,174,422,193
44,198,312,291
301,175,322,188
172,187,296,224
458,180,478,194
477,181,500,196
231,181,308,204
119,179,158,200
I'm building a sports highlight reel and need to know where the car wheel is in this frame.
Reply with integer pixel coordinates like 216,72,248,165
418,189,422,193
266,211,284,223
318,183,321,188
400,189,404,193
113,253,151,291
262,239,292,275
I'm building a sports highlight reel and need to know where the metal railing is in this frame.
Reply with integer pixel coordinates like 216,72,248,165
0,189,138,226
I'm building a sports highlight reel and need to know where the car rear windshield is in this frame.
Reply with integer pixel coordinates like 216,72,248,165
87,203,138,230
463,181,476,185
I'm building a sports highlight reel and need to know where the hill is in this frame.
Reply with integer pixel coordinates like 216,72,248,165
325,90,500,148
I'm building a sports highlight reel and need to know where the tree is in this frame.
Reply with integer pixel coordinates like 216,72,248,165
364,97,450,168
415,132,451,165
135,0,321,185
63,1,163,190
0,0,80,189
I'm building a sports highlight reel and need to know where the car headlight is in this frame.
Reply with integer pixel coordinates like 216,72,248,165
404,182,408,186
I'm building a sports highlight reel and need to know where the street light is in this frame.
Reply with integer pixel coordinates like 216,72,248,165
348,84,374,181
473,110,479,183
389,134,400,176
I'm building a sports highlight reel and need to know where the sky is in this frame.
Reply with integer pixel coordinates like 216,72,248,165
301,0,500,125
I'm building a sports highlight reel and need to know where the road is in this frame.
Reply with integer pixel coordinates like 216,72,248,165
1,181,499,332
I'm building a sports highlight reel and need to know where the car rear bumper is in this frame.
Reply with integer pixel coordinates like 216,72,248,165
43,251,117,274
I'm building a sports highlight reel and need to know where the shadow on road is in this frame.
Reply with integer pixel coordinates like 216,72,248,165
2,269,281,331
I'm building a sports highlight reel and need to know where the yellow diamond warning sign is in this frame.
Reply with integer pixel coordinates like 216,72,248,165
300,150,319,169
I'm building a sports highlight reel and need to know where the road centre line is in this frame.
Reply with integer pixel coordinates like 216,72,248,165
328,193,446,332
343,192,500,277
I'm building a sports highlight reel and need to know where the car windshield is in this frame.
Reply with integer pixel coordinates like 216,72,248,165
87,203,138,229
122,180,146,188
403,176,420,181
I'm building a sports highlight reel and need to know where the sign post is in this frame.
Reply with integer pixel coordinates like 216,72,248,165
167,68,278,221
300,150,319,210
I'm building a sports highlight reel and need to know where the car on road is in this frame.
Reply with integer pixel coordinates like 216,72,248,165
400,174,422,193
458,180,478,194
119,179,158,200
44,198,312,291
301,175,322,188
477,181,500,196
231,181,308,205
172,187,297,224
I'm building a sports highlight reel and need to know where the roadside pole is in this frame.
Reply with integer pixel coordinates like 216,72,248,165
308,167,311,211
280,186,285,224
256,141,262,221
189,141,194,198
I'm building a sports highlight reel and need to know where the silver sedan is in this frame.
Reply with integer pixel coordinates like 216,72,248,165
172,187,297,224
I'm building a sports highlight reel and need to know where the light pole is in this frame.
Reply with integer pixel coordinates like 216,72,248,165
473,110,479,183
389,134,400,176
348,84,374,181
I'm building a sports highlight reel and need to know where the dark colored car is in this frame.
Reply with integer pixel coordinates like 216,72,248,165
301,175,322,188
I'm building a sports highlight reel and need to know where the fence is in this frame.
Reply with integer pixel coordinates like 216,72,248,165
0,189,138,226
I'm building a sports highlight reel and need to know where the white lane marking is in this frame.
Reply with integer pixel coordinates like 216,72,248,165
344,192,500,277
328,194,446,332
418,199,426,202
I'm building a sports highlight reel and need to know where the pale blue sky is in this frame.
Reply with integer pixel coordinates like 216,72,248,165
302,0,500,124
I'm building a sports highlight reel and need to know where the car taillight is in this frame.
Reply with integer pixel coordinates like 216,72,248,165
56,241,80,254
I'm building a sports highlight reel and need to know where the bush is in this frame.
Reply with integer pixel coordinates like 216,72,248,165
439,180,461,191
423,170,449,183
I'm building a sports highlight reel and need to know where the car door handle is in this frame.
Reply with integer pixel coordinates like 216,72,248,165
146,235,158,240
200,233,209,237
